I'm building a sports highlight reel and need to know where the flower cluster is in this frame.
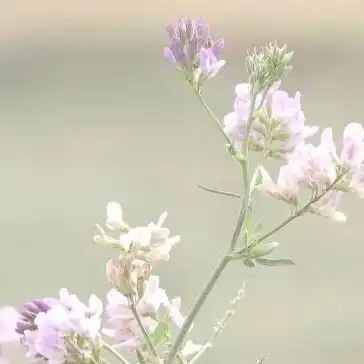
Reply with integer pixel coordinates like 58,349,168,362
164,17,225,87
260,123,364,221
0,290,103,364
223,80,318,156
94,202,193,354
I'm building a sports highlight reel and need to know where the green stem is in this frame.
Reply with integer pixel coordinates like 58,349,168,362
129,302,159,357
228,93,258,251
194,89,234,149
102,342,132,364
166,255,230,364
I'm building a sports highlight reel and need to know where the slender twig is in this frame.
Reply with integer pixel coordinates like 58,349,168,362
198,184,241,198
102,342,132,364
129,302,159,357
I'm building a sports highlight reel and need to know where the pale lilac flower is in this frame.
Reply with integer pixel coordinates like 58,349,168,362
58,289,103,340
136,276,168,315
321,123,364,169
309,191,347,222
16,297,57,335
259,164,302,205
195,47,225,81
349,166,364,197
23,304,71,364
104,288,157,348
104,275,183,348
0,307,21,364
287,142,337,187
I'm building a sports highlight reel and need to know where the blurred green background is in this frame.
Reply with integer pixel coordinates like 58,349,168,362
1,1,364,363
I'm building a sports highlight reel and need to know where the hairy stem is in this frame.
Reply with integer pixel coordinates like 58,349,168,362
102,342,132,364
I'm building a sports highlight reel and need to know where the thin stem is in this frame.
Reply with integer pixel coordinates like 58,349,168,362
102,342,132,364
198,184,240,198
166,255,230,364
129,302,159,357
256,173,345,245
194,89,234,149
228,93,258,251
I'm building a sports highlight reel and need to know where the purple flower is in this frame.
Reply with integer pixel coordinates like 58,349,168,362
195,47,225,82
164,17,224,83
16,297,57,335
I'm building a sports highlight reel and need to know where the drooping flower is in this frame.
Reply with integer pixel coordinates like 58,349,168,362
164,17,224,84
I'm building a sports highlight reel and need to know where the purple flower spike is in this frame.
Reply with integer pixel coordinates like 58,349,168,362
164,16,224,85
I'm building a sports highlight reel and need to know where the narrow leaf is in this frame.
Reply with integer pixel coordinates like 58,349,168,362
256,257,295,266
249,242,279,258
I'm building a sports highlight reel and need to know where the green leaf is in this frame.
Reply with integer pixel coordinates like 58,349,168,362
256,257,295,266
249,242,279,258
151,322,169,346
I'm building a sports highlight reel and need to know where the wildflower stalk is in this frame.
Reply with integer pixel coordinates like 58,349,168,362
167,90,259,364
102,342,132,364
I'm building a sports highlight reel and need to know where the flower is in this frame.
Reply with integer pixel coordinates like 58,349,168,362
309,191,347,222
194,47,226,83
104,275,184,349
164,17,224,84
223,80,318,156
259,164,301,205
321,123,364,169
